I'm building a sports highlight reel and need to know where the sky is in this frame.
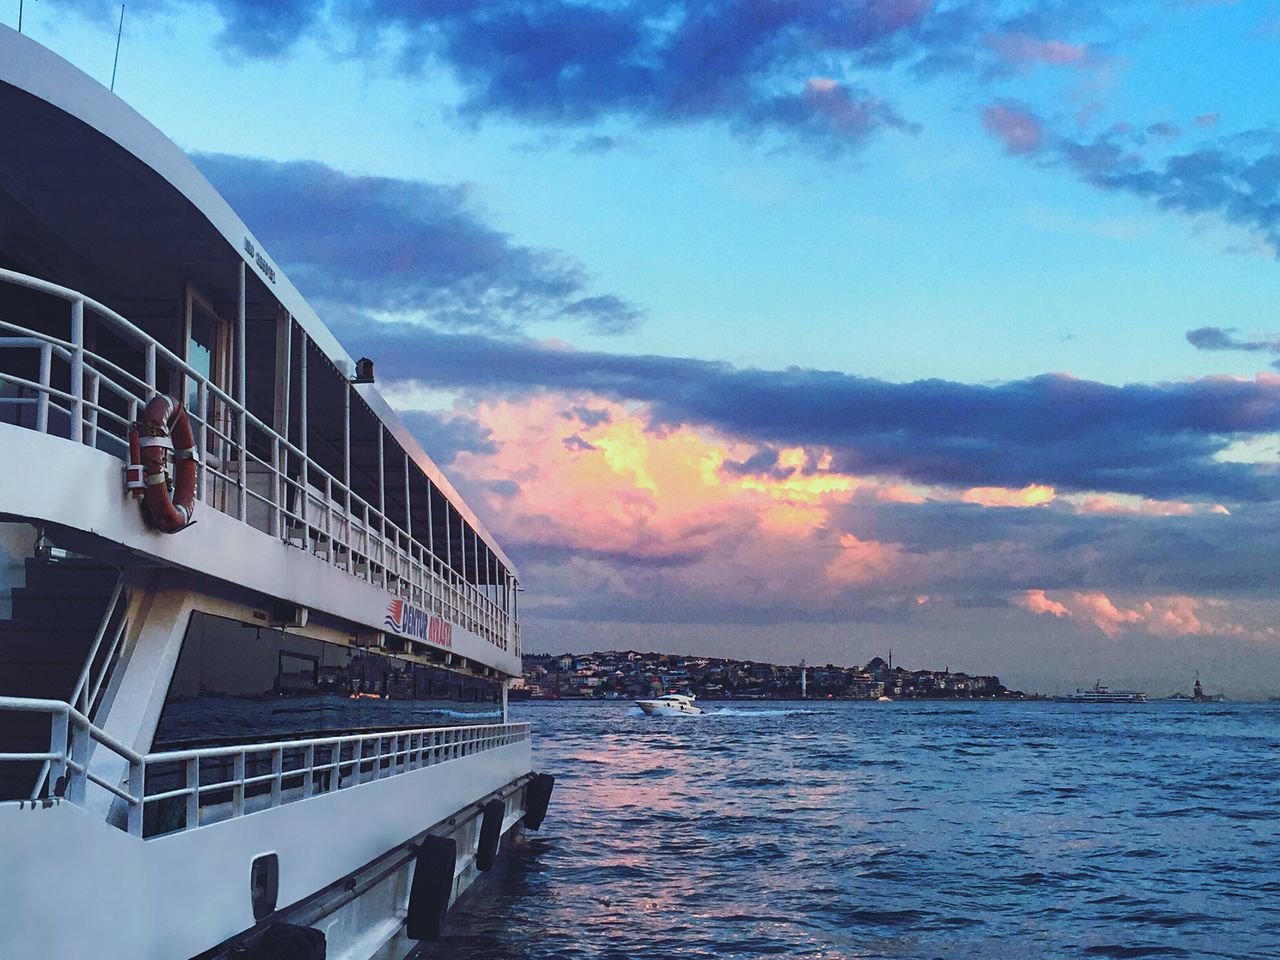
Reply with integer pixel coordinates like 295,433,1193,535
16,0,1280,695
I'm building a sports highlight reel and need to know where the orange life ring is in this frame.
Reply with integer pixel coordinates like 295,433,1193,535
126,395,198,533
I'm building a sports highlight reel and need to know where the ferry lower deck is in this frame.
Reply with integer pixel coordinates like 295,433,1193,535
0,25,547,959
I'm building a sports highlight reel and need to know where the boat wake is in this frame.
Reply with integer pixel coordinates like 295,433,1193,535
706,707,816,717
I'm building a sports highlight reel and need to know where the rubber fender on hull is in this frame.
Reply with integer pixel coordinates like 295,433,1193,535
406,835,457,941
524,773,555,831
248,923,325,959
475,797,506,872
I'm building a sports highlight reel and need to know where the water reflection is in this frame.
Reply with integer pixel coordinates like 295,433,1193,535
437,701,1280,960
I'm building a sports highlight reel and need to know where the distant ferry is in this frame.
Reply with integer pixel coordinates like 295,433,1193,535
1059,680,1147,703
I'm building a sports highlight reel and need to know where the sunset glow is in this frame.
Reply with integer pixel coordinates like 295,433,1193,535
50,0,1280,693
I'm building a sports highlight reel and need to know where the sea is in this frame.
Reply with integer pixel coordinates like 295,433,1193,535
438,699,1280,959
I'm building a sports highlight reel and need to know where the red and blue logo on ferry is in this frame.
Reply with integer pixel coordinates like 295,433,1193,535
385,599,453,648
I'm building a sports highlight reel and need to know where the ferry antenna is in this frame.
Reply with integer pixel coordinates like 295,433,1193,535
110,3,125,92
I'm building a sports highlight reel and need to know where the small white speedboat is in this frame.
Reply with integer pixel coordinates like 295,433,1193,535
636,693,703,716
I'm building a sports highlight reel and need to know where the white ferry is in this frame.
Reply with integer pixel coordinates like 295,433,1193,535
0,26,551,959
1059,680,1147,703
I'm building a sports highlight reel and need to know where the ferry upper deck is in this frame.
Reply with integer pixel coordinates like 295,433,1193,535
0,26,521,678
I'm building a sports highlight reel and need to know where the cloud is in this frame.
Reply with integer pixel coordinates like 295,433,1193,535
981,102,1045,154
195,153,643,335
742,78,920,154
335,321,1280,503
961,484,1056,508
559,295,645,336
377,0,937,153
67,0,1162,155
1013,589,1071,618
1013,588,1262,640
988,32,1091,70
825,533,903,585
1071,590,1142,637
976,103,1280,256
1186,326,1280,355
111,0,934,154
399,409,498,462
397,390,1280,647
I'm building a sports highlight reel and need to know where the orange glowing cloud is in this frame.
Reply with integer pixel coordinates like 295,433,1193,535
393,387,1265,637
444,395,878,563
962,484,1056,508
736,447,859,532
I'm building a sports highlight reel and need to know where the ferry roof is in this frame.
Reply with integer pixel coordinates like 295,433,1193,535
0,26,517,578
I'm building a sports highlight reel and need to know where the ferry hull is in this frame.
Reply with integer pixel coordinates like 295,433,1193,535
0,741,531,959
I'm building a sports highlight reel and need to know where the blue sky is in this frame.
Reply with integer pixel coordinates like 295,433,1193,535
15,0,1280,693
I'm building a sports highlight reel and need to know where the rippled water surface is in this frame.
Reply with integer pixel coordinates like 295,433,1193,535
444,701,1280,959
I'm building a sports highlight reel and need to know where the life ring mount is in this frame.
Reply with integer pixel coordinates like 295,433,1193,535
126,394,198,533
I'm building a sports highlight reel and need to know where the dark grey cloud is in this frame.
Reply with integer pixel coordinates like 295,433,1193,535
562,433,597,452
330,320,1280,502
398,409,497,463
74,0,1144,154
364,0,936,152
569,405,612,427
194,153,643,335
486,479,522,498
721,447,796,480
1186,326,1280,357
978,103,1280,256
846,498,1280,598
559,295,645,336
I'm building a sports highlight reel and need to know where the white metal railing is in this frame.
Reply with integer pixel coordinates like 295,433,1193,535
0,697,530,838
0,268,512,651
67,573,129,720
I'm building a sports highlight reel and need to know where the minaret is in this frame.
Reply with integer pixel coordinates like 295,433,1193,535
800,659,807,699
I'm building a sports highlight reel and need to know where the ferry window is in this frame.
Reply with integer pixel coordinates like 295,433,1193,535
153,611,502,749
184,293,230,415
277,651,319,693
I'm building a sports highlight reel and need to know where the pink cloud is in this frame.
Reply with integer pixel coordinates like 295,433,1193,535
801,79,904,137
1014,589,1071,618
1014,590,1260,641
990,33,1090,68
1073,591,1142,638
1075,494,1198,516
825,533,903,585
1194,113,1220,128
981,103,1044,155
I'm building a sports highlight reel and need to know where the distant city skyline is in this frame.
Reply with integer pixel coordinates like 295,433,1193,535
17,2,1280,696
